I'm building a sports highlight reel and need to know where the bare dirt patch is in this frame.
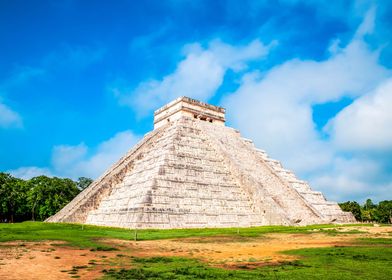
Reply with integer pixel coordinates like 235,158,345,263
334,225,392,235
105,233,353,266
0,241,124,280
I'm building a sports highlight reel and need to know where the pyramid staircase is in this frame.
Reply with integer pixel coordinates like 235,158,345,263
47,97,355,228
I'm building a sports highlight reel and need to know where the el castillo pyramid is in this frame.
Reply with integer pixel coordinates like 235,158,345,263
47,97,355,228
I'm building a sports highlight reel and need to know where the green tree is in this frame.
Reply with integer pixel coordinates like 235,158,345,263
11,178,30,222
0,173,12,220
364,199,375,211
361,209,374,222
0,173,29,222
338,201,361,221
374,200,392,224
27,176,80,221
361,198,376,222
77,177,93,191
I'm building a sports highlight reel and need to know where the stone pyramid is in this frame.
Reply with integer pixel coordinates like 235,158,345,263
47,97,355,228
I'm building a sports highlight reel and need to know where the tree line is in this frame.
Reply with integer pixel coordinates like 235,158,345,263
339,199,392,224
0,172,92,223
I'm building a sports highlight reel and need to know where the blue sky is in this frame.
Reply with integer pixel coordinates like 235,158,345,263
1,0,391,203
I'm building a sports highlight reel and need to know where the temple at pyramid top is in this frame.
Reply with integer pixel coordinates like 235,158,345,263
47,96,355,228
154,96,226,129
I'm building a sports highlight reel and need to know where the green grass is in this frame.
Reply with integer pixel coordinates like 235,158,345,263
0,221,133,249
0,221,365,248
102,246,392,280
1,222,390,279
356,237,392,245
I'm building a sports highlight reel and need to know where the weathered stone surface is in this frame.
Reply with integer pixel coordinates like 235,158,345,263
47,97,355,228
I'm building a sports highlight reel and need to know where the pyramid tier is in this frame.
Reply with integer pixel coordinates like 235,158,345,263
48,116,355,228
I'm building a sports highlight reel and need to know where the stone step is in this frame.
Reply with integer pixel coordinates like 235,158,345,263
241,137,254,144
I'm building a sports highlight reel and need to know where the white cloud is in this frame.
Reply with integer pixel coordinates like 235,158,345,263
311,173,391,203
223,36,389,172
51,130,139,179
51,143,88,172
0,102,23,128
2,66,45,89
222,10,392,202
355,5,376,38
8,166,54,180
111,39,274,116
310,156,391,202
8,130,140,180
328,79,392,151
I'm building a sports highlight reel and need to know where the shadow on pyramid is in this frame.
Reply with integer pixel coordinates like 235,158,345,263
47,97,355,228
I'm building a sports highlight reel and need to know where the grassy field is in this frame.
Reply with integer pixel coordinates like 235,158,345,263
0,222,391,279
0,221,367,248
102,246,392,280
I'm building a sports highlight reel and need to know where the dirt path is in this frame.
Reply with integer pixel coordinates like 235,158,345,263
0,226,390,279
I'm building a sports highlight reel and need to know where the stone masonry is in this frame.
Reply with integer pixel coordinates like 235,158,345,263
47,97,355,228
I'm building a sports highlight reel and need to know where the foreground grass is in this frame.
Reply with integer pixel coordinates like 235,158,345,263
1,222,390,279
0,221,365,248
102,244,392,280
